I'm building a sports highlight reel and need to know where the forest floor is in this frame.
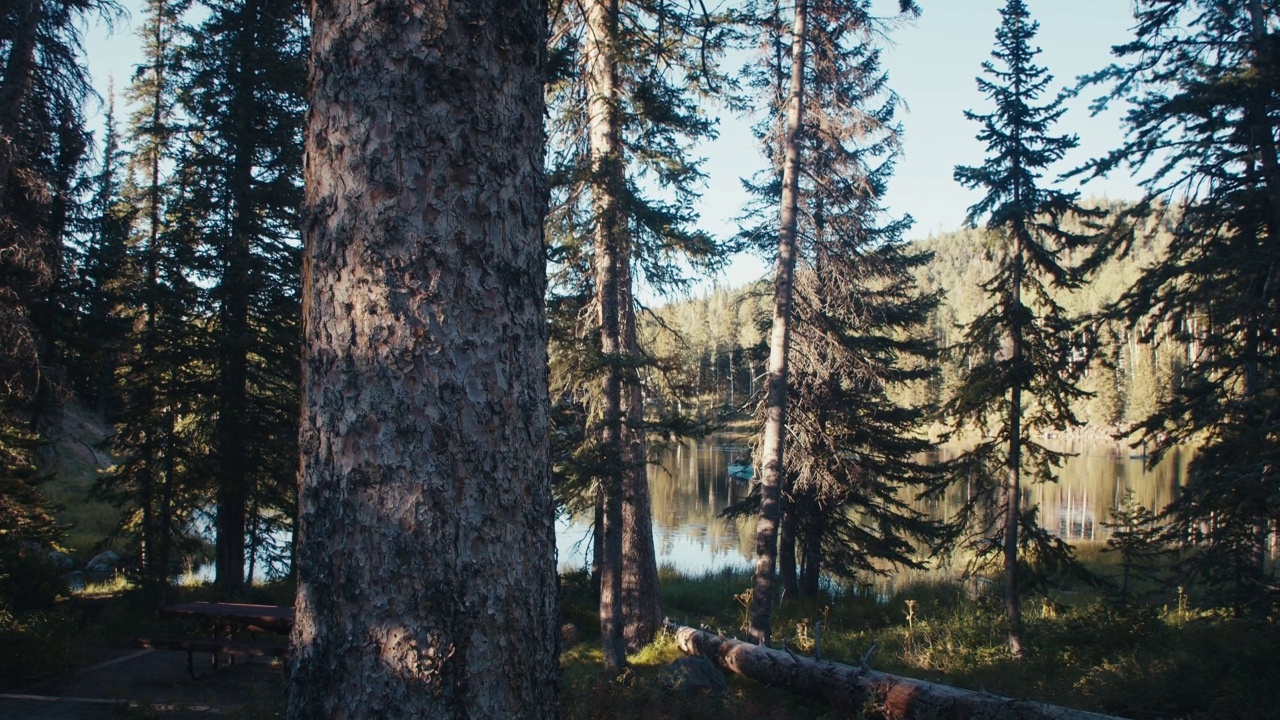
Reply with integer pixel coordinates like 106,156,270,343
0,648,283,719
3,566,1279,719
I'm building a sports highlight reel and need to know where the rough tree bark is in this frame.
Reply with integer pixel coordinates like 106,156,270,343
286,0,559,716
1006,220,1025,658
668,624,1122,720
213,30,258,595
619,255,661,649
752,0,808,646
585,0,628,670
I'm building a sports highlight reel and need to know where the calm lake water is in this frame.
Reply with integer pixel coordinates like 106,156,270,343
218,433,1190,585
554,434,1193,582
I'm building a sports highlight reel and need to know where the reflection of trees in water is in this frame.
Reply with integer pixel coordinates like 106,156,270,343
573,435,1193,576
921,440,1189,544
648,435,755,566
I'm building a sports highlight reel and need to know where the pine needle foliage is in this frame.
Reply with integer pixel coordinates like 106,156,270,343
730,0,937,601
1078,0,1280,616
934,0,1101,657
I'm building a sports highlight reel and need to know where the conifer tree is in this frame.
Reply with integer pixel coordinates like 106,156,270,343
1080,0,1280,614
95,0,203,594
0,0,118,599
940,0,1096,658
545,0,727,663
179,0,305,592
69,87,135,417
739,0,919,646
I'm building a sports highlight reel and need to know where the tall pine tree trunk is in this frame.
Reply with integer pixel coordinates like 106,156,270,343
213,28,258,595
585,0,628,670
1005,225,1025,659
619,255,661,649
752,0,807,646
1245,0,1280,590
779,499,797,599
286,0,558,716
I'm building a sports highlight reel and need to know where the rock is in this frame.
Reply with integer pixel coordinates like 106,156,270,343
63,570,86,592
85,550,121,580
560,623,580,647
85,550,120,571
659,655,727,695
47,550,74,570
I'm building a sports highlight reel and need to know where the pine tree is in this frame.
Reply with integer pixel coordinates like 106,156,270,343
178,0,305,592
1080,0,1280,615
95,0,203,594
1101,489,1168,605
739,0,919,645
545,0,728,662
0,0,118,602
940,0,1098,658
69,86,135,418
286,0,557,715
1,0,116,425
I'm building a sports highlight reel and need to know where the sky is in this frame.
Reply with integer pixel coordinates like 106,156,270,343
80,0,1146,291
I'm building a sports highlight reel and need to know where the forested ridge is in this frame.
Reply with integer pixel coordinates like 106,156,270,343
1,0,1279,717
645,204,1183,434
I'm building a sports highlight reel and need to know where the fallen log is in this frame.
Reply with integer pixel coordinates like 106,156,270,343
665,622,1125,720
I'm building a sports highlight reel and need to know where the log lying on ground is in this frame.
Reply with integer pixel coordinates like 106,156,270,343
666,622,1124,720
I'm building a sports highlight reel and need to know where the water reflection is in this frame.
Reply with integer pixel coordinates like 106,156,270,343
555,435,1192,575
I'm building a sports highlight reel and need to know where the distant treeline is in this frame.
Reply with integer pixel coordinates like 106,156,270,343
643,200,1188,434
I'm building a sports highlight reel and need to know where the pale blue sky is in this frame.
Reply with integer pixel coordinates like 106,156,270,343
82,0,1144,290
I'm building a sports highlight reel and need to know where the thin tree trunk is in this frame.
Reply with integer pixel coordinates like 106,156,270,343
800,519,821,597
585,0,628,671
620,257,661,650
779,498,797,599
214,15,260,596
1006,225,1025,659
286,0,558,716
752,0,808,646
1244,0,1279,596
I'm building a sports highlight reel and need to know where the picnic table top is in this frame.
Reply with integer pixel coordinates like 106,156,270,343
161,602,294,631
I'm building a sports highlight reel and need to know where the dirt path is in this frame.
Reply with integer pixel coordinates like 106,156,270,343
0,644,285,718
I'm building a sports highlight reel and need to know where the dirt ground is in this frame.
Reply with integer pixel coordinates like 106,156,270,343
0,645,285,719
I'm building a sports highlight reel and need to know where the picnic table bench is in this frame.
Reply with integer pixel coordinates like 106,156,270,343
136,602,294,678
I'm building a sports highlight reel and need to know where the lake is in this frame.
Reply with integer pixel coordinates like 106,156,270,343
555,434,1193,582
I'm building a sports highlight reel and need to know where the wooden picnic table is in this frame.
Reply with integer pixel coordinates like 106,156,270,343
160,602,295,634
138,602,294,678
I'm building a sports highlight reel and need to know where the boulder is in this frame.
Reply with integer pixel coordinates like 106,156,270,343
85,550,121,580
659,654,727,695
63,570,86,592
47,550,74,570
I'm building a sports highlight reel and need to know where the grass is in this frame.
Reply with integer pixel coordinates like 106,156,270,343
560,564,1280,719
3,560,1277,718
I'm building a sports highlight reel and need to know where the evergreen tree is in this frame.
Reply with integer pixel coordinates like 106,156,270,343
545,0,728,662
286,0,558,714
939,0,1097,658
179,0,305,592
95,0,203,594
69,86,136,418
730,0,937,605
0,0,118,601
1080,0,1280,614
1101,489,1168,605
739,0,919,646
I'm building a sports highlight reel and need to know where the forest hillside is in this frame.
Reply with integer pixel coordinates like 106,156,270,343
644,199,1183,436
